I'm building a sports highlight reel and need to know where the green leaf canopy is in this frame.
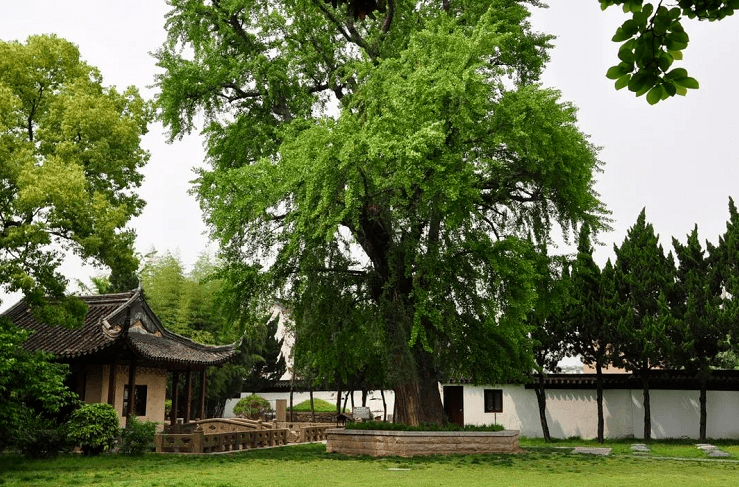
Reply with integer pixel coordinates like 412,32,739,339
156,0,606,424
0,35,152,324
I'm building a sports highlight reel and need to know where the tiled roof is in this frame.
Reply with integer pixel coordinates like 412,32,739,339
524,371,739,391
3,289,237,367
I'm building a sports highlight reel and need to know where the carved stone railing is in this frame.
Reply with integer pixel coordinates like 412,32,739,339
155,427,289,453
164,418,277,435
298,424,331,443
156,418,331,453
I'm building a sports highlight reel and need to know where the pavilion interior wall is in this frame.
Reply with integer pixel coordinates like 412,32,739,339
82,364,168,428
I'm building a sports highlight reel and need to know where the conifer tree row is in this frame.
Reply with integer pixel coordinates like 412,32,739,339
558,201,738,442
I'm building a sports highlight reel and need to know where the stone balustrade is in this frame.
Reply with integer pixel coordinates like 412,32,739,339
155,418,330,453
155,427,288,453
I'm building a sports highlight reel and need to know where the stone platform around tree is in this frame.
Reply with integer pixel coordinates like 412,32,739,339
325,428,520,457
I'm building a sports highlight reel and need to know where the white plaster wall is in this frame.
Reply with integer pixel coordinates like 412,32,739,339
629,389,699,440
224,389,395,420
460,385,739,440
707,391,739,439
458,385,631,438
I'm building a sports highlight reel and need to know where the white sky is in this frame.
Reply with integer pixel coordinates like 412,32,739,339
1,1,738,309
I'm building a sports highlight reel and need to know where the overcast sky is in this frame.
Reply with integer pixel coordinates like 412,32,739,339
1,1,738,308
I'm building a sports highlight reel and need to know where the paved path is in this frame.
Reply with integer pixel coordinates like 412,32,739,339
573,447,612,456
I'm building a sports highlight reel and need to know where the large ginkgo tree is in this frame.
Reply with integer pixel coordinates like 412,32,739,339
156,0,606,425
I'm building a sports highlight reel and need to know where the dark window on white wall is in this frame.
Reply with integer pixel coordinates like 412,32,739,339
484,389,503,413
123,385,148,416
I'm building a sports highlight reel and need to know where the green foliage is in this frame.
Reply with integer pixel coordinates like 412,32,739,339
610,209,677,373
289,398,337,413
156,0,606,425
600,0,738,103
672,225,728,371
0,35,152,321
67,403,121,455
14,413,71,459
712,198,739,348
120,415,157,455
243,314,286,391
565,225,612,443
610,209,677,441
0,317,78,450
346,421,505,432
140,250,260,417
566,225,612,372
232,394,271,419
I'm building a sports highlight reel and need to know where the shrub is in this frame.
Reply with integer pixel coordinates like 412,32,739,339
233,394,271,419
14,413,71,459
120,415,157,455
289,398,343,413
67,403,121,455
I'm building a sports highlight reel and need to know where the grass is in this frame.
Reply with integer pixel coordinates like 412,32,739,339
289,398,341,412
2,440,739,487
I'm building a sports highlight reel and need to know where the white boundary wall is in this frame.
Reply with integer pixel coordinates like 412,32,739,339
459,384,739,440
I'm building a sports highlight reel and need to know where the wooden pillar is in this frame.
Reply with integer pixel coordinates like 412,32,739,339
171,371,180,426
107,362,117,407
126,360,137,427
184,369,193,424
198,368,207,420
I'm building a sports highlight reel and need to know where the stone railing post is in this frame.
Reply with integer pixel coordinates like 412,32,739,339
192,426,204,454
154,433,163,453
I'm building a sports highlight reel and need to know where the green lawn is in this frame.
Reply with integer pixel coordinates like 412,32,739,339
1,442,739,487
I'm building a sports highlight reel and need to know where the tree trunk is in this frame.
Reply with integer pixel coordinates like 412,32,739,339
642,370,651,442
534,371,551,442
596,362,604,444
342,391,350,413
362,389,368,407
350,390,355,409
336,384,342,415
392,348,444,426
310,388,316,423
699,378,707,442
381,389,387,422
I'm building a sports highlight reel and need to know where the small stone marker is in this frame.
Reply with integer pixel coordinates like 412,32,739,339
572,447,612,456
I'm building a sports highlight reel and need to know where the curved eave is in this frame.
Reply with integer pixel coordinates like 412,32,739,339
125,328,237,368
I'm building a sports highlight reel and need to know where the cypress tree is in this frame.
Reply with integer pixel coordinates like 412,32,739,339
672,226,727,441
567,225,612,443
610,209,676,441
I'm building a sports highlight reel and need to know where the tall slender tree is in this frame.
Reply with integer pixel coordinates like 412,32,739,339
672,226,727,441
711,198,739,359
528,246,571,442
610,209,676,441
566,225,612,443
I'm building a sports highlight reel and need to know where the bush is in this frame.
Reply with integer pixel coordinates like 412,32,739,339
289,398,343,413
67,403,121,455
120,415,157,455
233,394,271,419
14,413,71,459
